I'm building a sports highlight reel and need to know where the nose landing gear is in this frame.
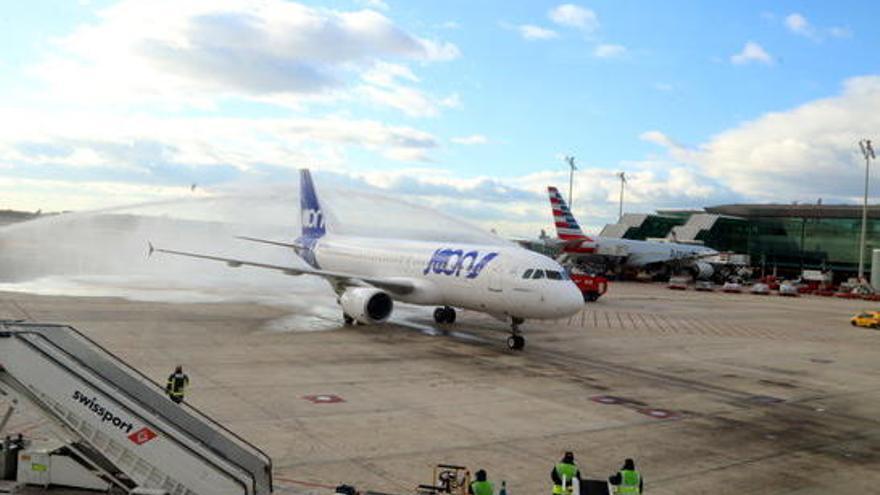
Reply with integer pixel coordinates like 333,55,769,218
507,317,525,350
433,306,457,324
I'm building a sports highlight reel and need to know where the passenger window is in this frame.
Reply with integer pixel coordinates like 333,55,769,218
523,269,534,279
532,270,545,279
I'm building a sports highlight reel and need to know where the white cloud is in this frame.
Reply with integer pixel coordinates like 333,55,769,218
0,109,440,174
439,93,462,109
730,41,773,65
640,130,678,149
361,61,419,86
518,24,559,40
357,61,455,117
783,12,852,41
594,44,626,58
334,162,726,236
641,76,880,203
0,117,727,235
451,134,489,145
548,4,599,32
784,13,810,35
30,0,459,114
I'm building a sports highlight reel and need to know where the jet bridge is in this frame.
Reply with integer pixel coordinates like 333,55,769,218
0,321,273,495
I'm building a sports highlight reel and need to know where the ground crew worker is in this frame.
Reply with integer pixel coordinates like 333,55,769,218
608,458,642,494
551,451,581,495
469,469,494,495
166,365,189,404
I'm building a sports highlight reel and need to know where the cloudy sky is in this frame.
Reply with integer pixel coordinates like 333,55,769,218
1,1,879,235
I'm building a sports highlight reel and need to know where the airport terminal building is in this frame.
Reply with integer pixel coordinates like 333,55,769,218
600,204,880,277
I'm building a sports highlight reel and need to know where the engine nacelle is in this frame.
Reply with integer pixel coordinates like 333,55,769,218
339,288,394,324
692,261,714,280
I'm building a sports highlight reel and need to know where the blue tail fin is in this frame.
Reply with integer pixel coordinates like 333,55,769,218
299,169,326,239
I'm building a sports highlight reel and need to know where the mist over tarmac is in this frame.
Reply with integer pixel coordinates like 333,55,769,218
0,183,509,329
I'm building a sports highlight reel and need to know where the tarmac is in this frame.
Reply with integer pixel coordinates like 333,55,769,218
2,282,880,495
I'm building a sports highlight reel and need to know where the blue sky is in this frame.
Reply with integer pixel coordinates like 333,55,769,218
1,1,879,235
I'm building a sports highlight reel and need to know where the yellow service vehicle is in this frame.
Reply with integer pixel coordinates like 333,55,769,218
850,311,880,328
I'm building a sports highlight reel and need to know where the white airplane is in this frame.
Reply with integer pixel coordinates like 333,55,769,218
545,186,719,278
149,170,584,350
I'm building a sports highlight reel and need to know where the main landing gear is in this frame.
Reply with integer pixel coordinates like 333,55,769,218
507,317,525,350
433,306,456,324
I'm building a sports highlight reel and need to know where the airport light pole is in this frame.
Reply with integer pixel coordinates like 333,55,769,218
616,171,627,221
858,139,876,281
565,156,577,209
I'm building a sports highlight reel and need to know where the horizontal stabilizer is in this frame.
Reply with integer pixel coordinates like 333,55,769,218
236,236,304,250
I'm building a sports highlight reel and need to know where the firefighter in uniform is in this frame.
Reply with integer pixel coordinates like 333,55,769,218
469,469,494,495
609,458,642,494
166,365,189,404
551,452,581,495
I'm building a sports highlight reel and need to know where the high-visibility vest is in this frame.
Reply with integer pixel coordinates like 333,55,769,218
167,373,188,398
617,469,640,494
553,463,578,495
471,480,494,495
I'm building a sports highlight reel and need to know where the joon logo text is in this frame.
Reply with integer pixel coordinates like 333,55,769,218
423,248,498,279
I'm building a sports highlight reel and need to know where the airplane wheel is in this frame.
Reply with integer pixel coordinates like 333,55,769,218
445,307,456,324
434,307,456,324
507,335,525,350
343,314,354,326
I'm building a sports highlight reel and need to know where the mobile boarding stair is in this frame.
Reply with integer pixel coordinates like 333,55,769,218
0,321,273,494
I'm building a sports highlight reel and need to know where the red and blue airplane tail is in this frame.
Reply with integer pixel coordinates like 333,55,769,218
547,186,590,241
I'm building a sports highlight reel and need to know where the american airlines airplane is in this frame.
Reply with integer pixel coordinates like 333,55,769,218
149,170,584,350
545,186,718,278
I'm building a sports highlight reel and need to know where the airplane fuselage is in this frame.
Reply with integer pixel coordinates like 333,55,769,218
310,235,585,320
596,237,717,267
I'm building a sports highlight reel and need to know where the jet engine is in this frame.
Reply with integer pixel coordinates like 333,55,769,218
339,287,394,324
691,261,714,280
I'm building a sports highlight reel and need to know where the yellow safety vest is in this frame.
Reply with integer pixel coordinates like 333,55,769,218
553,463,578,495
617,469,640,494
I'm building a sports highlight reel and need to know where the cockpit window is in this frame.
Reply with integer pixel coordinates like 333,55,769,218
546,270,563,280
532,269,545,279
522,269,534,279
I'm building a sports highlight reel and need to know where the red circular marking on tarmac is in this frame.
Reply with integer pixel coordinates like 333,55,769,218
302,394,345,404
636,408,680,420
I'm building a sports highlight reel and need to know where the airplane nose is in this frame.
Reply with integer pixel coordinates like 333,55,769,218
559,283,584,317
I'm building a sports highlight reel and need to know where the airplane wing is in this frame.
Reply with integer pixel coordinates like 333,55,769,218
147,243,416,295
